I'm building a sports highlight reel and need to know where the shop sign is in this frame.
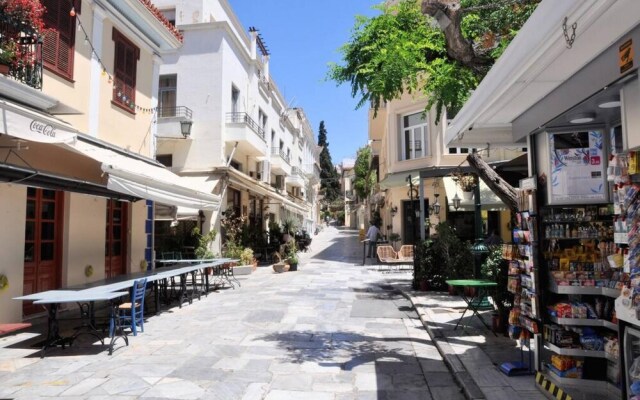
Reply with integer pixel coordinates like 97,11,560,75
620,38,633,74
520,176,537,191
548,131,607,205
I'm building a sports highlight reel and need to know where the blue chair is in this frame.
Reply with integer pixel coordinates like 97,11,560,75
118,278,147,336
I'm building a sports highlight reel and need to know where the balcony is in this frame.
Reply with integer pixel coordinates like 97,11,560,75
225,112,267,156
156,106,193,139
270,147,291,175
286,166,305,188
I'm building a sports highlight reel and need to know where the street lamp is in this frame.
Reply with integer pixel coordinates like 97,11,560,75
452,193,461,211
429,193,441,215
180,120,193,138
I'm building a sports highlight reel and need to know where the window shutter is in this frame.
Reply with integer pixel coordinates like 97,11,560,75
42,0,76,79
112,29,139,111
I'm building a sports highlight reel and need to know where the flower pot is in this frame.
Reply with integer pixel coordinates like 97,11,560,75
464,286,477,297
462,191,474,201
289,263,298,271
272,263,289,273
419,278,430,291
0,63,9,75
448,285,456,296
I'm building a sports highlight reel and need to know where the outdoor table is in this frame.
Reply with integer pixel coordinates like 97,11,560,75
15,291,129,357
445,279,497,336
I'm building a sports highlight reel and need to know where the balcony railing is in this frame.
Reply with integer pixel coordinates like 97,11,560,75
158,105,193,119
291,167,303,177
271,147,291,164
0,23,43,90
226,112,266,141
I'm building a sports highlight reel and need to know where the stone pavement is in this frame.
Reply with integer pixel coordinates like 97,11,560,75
0,226,466,400
0,226,544,400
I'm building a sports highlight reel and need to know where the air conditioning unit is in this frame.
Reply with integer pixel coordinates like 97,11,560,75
275,175,285,190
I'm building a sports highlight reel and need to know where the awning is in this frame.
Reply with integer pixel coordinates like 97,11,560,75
65,140,220,210
443,177,506,211
0,99,78,143
378,169,421,189
155,204,201,221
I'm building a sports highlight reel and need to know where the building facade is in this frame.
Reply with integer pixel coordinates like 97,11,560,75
152,0,320,255
0,0,219,323
368,92,526,246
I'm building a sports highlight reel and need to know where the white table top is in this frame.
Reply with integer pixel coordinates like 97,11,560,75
14,290,78,301
32,291,129,304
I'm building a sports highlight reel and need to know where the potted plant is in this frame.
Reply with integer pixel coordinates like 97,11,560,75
426,223,473,294
389,232,401,250
285,241,299,271
192,227,218,259
281,217,298,243
481,245,511,334
0,42,16,75
232,247,254,275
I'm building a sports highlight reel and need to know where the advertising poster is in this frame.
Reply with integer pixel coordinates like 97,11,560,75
549,131,607,204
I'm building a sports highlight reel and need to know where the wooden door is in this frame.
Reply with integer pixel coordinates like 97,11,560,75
105,200,127,278
23,188,63,315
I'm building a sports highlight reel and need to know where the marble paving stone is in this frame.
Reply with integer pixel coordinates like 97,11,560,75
140,378,205,399
264,390,334,400
270,374,313,391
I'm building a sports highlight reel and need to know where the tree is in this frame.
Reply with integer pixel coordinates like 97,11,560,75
328,0,539,121
353,146,377,224
317,121,340,202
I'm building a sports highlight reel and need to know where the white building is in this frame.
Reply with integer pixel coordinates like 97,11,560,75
152,0,320,254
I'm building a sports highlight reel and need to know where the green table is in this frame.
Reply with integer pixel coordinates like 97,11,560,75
446,279,497,335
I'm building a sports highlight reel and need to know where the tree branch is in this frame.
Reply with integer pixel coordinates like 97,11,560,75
466,152,519,212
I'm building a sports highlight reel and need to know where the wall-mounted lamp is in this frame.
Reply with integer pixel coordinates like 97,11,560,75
429,193,441,215
390,206,398,218
180,120,193,138
452,193,461,211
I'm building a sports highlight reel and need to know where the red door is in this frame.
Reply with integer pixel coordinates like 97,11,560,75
23,188,63,315
105,200,127,278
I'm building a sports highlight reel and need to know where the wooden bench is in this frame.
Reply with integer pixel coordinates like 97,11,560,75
376,245,414,272
0,322,32,337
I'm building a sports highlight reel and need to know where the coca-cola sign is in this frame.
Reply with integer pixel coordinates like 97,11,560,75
29,120,57,138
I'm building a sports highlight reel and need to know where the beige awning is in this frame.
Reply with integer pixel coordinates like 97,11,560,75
443,177,506,211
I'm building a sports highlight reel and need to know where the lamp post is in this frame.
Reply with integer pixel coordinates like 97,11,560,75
406,175,419,244
470,174,488,278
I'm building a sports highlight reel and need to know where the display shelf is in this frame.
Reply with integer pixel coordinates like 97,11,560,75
539,369,621,400
549,316,618,331
542,219,613,224
548,282,621,298
544,341,607,358
542,236,613,241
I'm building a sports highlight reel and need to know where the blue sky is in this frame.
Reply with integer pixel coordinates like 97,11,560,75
229,0,381,165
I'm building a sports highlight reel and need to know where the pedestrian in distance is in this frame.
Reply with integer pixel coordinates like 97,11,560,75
366,221,382,258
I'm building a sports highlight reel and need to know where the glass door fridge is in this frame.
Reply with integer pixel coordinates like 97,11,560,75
625,326,640,399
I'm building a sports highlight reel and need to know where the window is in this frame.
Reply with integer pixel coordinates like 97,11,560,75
42,0,78,79
258,109,267,135
161,8,176,26
271,129,276,147
156,154,173,167
447,147,475,155
158,75,177,117
400,112,428,161
112,29,140,113
231,86,239,113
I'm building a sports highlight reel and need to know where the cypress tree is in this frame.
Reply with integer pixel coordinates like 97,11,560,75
317,121,340,202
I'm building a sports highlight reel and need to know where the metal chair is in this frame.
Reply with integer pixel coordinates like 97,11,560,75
118,278,147,336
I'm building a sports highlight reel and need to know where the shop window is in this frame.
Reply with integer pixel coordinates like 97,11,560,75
42,0,79,79
112,29,140,113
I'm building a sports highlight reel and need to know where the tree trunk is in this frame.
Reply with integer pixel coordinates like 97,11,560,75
466,152,519,212
421,1,492,73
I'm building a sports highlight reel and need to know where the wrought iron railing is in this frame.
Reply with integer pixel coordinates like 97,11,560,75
226,112,266,141
158,105,193,119
271,147,290,164
0,21,43,90
291,166,303,177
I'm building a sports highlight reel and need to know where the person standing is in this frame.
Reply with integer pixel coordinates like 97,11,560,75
366,221,382,258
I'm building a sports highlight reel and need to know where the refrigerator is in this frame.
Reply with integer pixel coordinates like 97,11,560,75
625,326,640,399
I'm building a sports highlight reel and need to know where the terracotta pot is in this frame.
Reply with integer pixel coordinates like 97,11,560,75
448,285,456,296
419,279,430,291
464,286,477,297
0,64,9,75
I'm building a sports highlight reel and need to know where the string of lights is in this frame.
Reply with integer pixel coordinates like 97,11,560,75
71,7,158,114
